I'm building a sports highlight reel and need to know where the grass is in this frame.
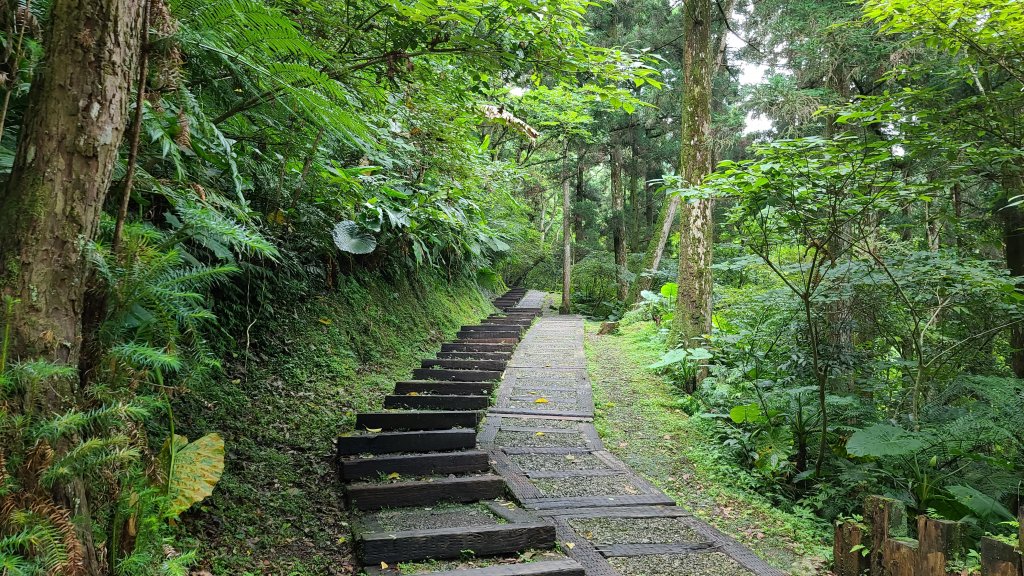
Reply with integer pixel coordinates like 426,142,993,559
583,319,832,576
173,273,493,575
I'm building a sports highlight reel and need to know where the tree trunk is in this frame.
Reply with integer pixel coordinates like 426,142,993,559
611,139,628,301
0,0,144,572
672,0,715,367
1003,173,1024,378
574,156,586,255
0,0,143,371
561,176,573,314
628,195,679,304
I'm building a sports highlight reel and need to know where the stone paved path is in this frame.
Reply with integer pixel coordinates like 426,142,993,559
480,292,784,576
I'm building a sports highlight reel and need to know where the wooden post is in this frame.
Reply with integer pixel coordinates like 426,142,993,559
980,537,1021,576
834,520,870,576
882,539,918,576
918,515,962,576
865,496,907,576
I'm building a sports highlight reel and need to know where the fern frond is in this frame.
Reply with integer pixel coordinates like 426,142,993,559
109,344,183,373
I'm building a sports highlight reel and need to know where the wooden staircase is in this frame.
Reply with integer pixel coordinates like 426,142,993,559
336,289,585,576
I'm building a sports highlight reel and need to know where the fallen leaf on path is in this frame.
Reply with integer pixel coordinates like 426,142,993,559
365,427,383,433
535,398,549,404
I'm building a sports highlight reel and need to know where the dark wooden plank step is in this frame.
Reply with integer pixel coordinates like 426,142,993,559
481,319,533,326
421,358,507,371
413,368,502,382
384,394,491,410
412,559,584,576
442,343,516,353
461,324,526,333
453,337,520,345
346,474,506,510
355,411,482,431
395,381,495,395
337,429,476,456
457,330,521,340
339,450,489,481
359,522,556,563
437,351,513,361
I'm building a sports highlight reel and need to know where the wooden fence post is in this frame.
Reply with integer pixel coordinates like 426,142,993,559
834,519,870,576
918,515,962,576
865,496,907,576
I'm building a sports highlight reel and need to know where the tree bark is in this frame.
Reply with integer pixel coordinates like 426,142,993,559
561,175,573,314
611,138,628,301
672,0,715,368
1002,173,1024,378
574,157,586,256
628,195,679,304
0,1,144,573
0,0,144,375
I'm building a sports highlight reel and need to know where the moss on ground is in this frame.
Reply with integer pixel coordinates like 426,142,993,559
173,274,492,575
583,320,831,575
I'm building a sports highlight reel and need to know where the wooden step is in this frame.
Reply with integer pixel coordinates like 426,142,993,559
454,336,520,345
481,318,533,326
441,343,516,353
414,560,585,576
346,474,506,510
461,324,525,334
421,358,507,371
337,429,476,456
339,450,489,481
384,394,491,410
394,381,495,395
457,329,521,340
412,368,502,382
359,522,555,563
355,411,482,431
436,351,512,361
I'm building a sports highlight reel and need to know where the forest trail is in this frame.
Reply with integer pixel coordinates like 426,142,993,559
481,292,784,576
337,290,782,575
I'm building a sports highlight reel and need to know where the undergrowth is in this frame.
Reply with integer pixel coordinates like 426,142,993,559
172,273,491,574
584,320,832,576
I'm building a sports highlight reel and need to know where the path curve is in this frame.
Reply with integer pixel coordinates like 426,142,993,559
481,291,784,576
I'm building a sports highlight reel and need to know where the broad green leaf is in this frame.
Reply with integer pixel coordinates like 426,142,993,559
846,424,924,458
166,433,225,518
946,485,1015,523
729,403,765,424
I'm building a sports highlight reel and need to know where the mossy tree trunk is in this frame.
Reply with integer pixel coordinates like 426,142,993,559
610,137,628,301
561,175,573,314
0,0,144,572
672,0,715,373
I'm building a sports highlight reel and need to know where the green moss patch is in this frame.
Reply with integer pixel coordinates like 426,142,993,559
607,552,753,576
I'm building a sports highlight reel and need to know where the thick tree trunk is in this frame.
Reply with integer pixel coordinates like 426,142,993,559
0,0,144,573
672,0,715,367
611,140,628,301
561,176,573,314
0,0,143,366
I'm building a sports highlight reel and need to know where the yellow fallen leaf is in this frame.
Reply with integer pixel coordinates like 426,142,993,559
407,391,420,396
535,431,546,436
365,427,383,433
337,536,347,544
564,542,576,549
387,472,401,480
318,317,332,325
380,561,389,569
535,398,549,404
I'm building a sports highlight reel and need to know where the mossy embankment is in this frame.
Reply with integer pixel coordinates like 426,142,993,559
173,274,493,575
583,320,832,576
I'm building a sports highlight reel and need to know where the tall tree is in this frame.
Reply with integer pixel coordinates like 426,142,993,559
672,0,714,377
610,136,628,300
561,173,573,314
0,0,145,572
